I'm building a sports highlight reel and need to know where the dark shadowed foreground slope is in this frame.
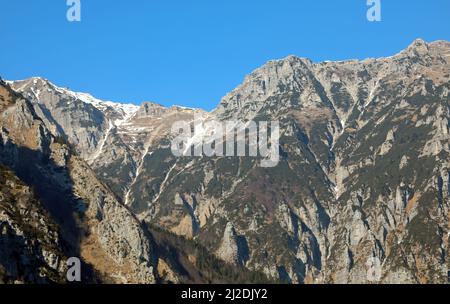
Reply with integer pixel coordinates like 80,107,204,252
2,39,450,283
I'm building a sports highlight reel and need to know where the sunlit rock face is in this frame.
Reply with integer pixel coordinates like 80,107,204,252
5,39,450,284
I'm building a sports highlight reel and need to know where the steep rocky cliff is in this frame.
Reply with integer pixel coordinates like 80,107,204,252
0,165,67,283
0,80,156,283
4,39,450,284
0,79,270,284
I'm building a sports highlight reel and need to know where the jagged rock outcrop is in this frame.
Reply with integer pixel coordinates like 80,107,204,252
0,80,156,283
4,39,450,284
0,165,67,283
216,222,248,266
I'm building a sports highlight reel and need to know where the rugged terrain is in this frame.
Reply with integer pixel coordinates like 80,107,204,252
0,78,270,284
0,79,157,283
1,39,449,283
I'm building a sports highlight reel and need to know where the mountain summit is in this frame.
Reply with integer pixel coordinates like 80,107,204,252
2,39,449,283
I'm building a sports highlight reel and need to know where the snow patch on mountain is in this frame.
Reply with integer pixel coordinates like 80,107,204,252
56,88,140,126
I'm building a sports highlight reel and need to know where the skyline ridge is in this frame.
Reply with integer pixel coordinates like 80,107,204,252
6,38,448,111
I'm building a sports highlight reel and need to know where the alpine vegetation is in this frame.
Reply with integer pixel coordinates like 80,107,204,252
0,39,449,284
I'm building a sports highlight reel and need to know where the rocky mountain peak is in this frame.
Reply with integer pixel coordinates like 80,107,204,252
406,38,429,54
0,80,157,283
2,39,449,284
135,101,168,118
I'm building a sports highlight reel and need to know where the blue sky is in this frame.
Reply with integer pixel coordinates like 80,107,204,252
1,0,449,110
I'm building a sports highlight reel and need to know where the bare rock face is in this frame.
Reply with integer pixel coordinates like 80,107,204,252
216,222,248,266
216,223,240,265
10,78,109,159
0,165,67,283
0,80,156,283
378,129,395,155
4,39,450,284
69,157,156,283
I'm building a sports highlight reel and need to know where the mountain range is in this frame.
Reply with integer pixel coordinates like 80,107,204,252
1,39,449,283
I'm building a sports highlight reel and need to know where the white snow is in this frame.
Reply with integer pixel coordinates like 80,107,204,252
333,185,340,200
124,150,154,206
30,87,42,101
172,105,198,111
153,163,178,203
89,120,114,162
364,80,379,108
340,118,346,130
39,79,140,126
7,77,199,123
67,90,140,123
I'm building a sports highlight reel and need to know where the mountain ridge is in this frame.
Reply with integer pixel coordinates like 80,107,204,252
2,38,449,283
7,38,449,115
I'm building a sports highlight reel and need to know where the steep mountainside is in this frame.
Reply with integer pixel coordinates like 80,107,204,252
0,80,273,284
10,79,203,204
0,165,67,283
4,39,450,283
0,80,156,283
